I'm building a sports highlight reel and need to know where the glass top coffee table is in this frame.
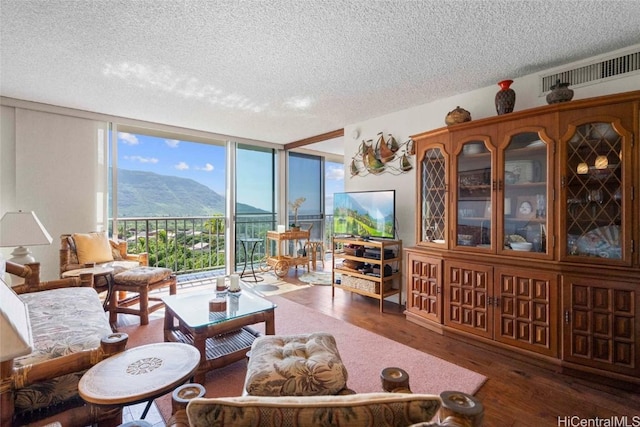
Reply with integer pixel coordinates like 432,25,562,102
162,284,276,384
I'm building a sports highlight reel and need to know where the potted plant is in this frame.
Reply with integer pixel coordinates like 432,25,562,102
288,197,306,231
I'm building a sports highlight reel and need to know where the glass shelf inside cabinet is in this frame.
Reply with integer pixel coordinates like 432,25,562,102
457,141,491,248
422,147,446,243
565,122,622,259
503,132,548,254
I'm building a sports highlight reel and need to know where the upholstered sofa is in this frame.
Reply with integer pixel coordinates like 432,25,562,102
165,345,483,427
0,261,128,427
167,391,483,427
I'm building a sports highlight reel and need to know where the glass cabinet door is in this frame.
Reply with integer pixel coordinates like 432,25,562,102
564,122,625,261
421,147,447,244
501,132,549,255
455,140,492,249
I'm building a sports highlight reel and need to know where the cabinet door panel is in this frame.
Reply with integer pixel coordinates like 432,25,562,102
406,252,442,323
559,103,634,266
495,267,558,356
452,135,494,251
498,127,553,259
444,260,492,338
562,276,639,376
418,144,449,246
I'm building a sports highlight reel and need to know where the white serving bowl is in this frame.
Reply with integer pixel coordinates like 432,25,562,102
510,242,533,251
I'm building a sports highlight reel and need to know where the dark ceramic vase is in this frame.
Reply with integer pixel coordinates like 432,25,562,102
495,80,516,115
546,79,574,104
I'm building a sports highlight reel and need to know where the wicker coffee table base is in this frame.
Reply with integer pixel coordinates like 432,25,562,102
169,327,261,381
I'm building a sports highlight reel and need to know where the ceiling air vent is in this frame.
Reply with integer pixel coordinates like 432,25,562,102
541,49,640,93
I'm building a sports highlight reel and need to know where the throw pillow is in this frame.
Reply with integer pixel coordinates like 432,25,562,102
72,232,114,265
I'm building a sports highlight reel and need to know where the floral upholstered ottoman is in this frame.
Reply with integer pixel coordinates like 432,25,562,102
110,266,176,325
244,332,350,396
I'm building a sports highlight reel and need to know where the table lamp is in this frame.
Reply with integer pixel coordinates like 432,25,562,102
0,273,34,362
0,210,53,265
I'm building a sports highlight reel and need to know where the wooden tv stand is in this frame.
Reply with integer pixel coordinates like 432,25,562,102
331,237,402,312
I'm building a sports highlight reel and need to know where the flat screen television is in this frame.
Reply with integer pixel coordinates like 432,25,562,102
333,190,396,239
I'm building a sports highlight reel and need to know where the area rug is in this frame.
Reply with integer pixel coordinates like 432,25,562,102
121,295,487,422
247,272,312,296
298,270,334,285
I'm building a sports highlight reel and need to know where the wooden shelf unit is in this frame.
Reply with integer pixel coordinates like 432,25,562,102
332,237,402,312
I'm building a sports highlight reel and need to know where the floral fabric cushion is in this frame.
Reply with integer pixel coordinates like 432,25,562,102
244,333,348,396
14,287,112,414
106,260,147,276
113,266,172,286
186,393,442,427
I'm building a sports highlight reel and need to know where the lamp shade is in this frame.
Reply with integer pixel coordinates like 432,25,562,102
0,276,33,362
0,211,53,247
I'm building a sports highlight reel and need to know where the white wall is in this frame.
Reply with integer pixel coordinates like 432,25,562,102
0,108,108,280
343,58,640,249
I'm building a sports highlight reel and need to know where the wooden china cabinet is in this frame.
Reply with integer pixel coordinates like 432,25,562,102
405,90,640,386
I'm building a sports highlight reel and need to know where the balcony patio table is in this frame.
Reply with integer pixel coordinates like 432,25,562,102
238,237,264,282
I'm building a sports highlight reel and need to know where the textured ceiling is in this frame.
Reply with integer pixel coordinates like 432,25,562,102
1,1,639,149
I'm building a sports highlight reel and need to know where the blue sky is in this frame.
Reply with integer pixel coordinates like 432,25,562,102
116,132,344,212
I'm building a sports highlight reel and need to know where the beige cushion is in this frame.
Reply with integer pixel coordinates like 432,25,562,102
72,232,114,265
245,333,348,396
113,266,172,286
186,393,442,427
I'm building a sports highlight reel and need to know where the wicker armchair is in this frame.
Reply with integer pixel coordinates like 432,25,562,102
1,261,128,427
60,232,149,304
59,232,149,276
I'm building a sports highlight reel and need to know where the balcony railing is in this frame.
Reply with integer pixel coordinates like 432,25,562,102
110,214,334,276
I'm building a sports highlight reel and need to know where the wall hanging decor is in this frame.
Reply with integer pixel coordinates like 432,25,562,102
350,132,414,177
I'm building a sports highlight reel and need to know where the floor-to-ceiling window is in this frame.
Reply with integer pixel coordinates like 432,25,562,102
288,153,323,241
325,159,344,242
108,126,228,273
107,125,332,275
235,144,277,271
288,152,344,249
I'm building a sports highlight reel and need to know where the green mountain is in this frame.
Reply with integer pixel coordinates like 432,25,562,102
113,168,266,217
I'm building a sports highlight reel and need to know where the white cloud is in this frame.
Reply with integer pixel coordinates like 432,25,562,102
326,165,344,181
165,139,180,148
195,163,214,172
119,132,139,145
175,162,189,170
124,155,158,164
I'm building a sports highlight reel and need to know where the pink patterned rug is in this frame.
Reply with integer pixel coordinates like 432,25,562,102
122,295,486,421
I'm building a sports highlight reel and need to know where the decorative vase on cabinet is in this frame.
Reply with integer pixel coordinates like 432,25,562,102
546,79,574,104
495,79,516,115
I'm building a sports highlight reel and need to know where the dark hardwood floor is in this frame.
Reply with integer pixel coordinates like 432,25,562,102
277,269,640,427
